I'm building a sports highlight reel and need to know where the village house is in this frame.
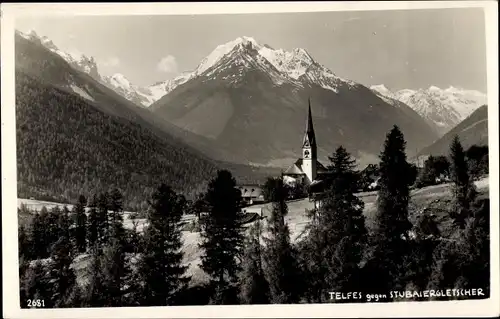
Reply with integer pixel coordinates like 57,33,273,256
237,184,265,206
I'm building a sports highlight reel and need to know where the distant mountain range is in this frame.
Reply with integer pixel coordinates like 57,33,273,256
14,31,274,209
148,36,439,167
370,84,487,135
417,104,488,157
22,31,487,139
16,29,487,174
18,30,182,107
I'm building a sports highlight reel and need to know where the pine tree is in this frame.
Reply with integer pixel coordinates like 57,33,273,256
366,125,413,296
31,211,48,259
458,197,490,297
138,183,191,306
20,260,51,308
199,170,244,305
97,192,110,244
302,146,367,302
449,135,477,228
74,195,88,253
47,207,61,246
59,206,72,241
320,146,367,301
84,246,108,307
47,235,77,307
406,211,440,294
262,176,301,304
19,224,32,261
239,219,270,304
87,195,99,248
99,237,128,306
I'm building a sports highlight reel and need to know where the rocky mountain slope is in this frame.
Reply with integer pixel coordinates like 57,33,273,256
417,105,488,157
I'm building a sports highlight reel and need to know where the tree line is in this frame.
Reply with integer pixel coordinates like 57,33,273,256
18,126,490,307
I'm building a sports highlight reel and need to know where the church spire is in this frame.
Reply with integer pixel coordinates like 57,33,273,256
303,97,316,148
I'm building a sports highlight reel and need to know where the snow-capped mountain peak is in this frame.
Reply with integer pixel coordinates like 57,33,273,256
17,30,101,82
193,36,262,77
108,73,132,89
371,83,487,134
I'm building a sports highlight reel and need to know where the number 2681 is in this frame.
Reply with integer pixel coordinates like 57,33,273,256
27,299,45,307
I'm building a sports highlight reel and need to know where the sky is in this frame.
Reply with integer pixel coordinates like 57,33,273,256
15,7,488,92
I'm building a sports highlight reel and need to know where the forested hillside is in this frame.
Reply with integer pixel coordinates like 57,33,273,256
16,72,220,210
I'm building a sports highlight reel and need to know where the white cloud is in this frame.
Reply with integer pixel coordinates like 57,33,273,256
157,55,178,73
101,57,121,67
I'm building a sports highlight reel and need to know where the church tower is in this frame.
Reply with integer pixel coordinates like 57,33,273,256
302,98,317,184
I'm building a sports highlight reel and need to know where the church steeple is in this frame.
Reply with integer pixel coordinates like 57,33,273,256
302,98,317,156
302,98,317,183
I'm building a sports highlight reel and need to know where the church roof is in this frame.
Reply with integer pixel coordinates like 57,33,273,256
283,158,328,175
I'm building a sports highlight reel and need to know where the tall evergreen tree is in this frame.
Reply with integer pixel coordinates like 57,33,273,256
262,176,301,304
449,135,477,228
20,260,51,308
97,192,110,244
199,170,244,304
18,224,32,261
138,183,190,306
99,237,129,306
59,206,72,241
365,125,413,296
87,195,99,249
239,219,270,304
304,146,367,302
31,211,48,259
406,211,441,294
46,235,78,307
323,146,367,300
84,246,107,307
74,195,88,253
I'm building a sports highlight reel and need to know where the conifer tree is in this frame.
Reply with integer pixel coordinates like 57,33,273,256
47,206,61,245
239,219,270,304
262,176,301,304
20,260,51,308
199,170,244,304
406,211,440,293
87,195,99,248
138,183,190,306
304,146,367,302
322,146,367,299
18,224,32,261
74,195,88,253
458,197,490,296
449,135,477,228
47,235,78,307
366,125,413,295
31,211,48,259
97,192,110,244
84,246,107,307
99,237,128,306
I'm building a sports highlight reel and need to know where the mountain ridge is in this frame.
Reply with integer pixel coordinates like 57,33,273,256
417,105,488,157
149,36,439,168
371,84,487,135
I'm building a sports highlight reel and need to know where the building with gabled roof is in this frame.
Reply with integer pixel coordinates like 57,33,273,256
283,99,330,187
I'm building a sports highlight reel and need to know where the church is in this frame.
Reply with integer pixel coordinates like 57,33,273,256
283,100,329,188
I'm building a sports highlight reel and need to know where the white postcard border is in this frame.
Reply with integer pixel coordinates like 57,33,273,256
2,1,498,318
